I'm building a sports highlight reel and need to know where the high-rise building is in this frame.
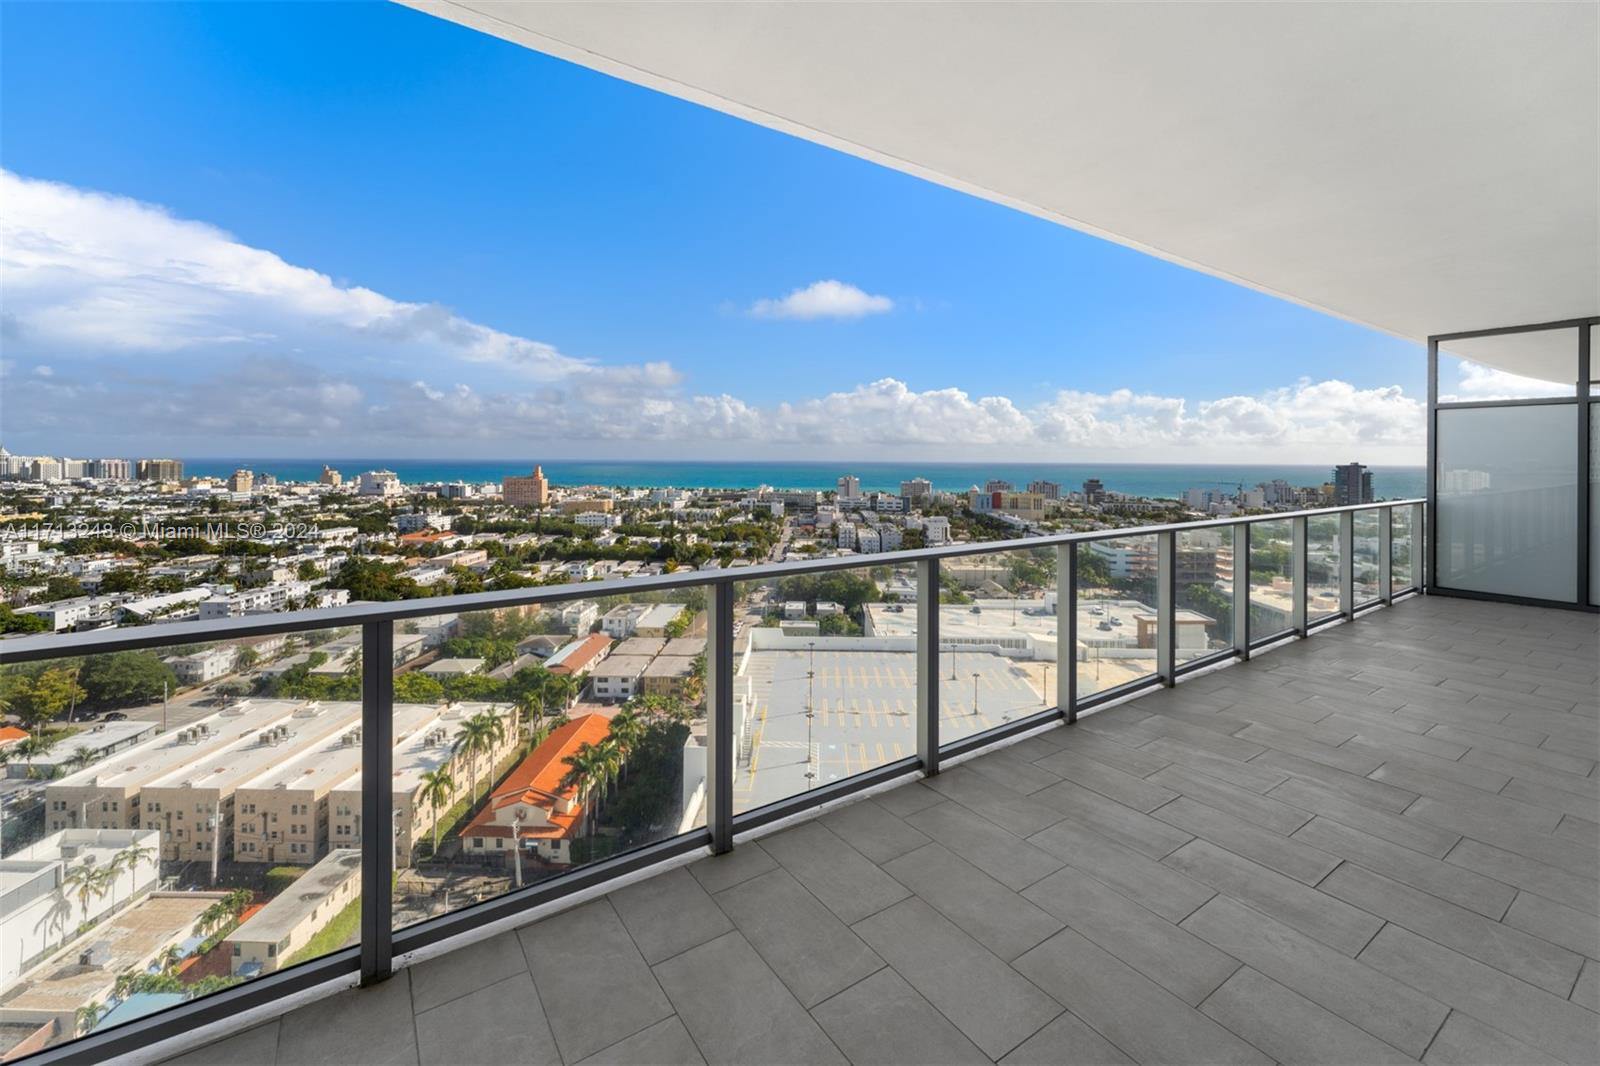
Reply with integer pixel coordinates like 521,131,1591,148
837,475,861,499
983,479,1014,493
1331,462,1374,506
1082,478,1106,504
899,477,933,502
89,458,132,480
228,469,254,494
136,458,184,482
503,465,550,508
1027,479,1061,499
318,465,343,487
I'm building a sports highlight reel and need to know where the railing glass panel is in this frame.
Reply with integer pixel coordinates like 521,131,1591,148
935,546,1060,747
1076,535,1159,697
0,624,357,1050
1248,520,1295,640
1174,528,1234,662
1392,507,1416,594
732,562,917,812
1305,514,1341,622
1352,510,1381,605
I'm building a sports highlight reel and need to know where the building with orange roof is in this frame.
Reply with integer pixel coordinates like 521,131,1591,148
0,725,28,754
544,633,612,677
459,714,611,867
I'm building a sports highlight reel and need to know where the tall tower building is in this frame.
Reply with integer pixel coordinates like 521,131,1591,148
837,475,861,499
504,465,550,508
1331,462,1374,506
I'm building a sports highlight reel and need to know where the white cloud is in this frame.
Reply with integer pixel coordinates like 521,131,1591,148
1440,359,1569,402
749,279,894,320
0,169,1425,462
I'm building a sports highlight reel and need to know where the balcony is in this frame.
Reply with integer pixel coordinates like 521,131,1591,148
144,591,1596,1066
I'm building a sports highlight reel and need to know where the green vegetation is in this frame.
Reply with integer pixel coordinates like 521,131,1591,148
284,893,362,966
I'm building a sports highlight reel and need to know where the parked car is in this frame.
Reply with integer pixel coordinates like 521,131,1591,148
102,712,129,722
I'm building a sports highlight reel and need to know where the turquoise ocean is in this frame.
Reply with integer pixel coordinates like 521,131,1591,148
179,459,1425,501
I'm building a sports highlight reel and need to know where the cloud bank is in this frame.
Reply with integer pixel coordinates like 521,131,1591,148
0,169,1424,461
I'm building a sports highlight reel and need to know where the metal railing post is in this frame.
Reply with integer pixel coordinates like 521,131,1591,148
1156,531,1177,685
706,580,735,854
916,558,942,774
1232,523,1251,660
1057,544,1078,721
359,619,394,986
1379,507,1394,606
1291,515,1309,637
1411,501,1427,592
1338,511,1355,619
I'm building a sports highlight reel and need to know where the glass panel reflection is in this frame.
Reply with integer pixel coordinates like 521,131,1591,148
1248,520,1295,639
2,626,356,1053
1175,529,1233,661
1352,510,1380,604
1076,535,1159,697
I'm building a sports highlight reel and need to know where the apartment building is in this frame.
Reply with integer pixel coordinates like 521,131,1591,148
327,702,516,866
139,702,355,864
501,466,550,508
599,602,686,638
166,645,238,684
135,459,183,482
43,700,308,834
227,849,360,977
357,470,402,497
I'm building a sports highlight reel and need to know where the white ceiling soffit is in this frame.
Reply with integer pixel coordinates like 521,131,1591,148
404,1,1599,381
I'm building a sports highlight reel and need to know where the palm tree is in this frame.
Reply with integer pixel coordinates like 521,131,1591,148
559,744,609,841
451,711,507,804
20,734,58,779
108,842,155,908
607,709,646,784
65,746,97,773
75,1001,103,1035
63,858,111,920
154,945,184,975
418,767,456,857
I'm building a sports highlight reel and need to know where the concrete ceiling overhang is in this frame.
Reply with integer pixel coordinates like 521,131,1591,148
403,1,1599,382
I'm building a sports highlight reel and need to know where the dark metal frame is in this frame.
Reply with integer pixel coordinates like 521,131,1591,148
7,500,1426,1066
1427,316,1599,612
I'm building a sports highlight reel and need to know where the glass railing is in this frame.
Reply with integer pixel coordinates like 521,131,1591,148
0,499,1424,1064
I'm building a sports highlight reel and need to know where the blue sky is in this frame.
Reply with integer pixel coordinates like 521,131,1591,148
1,1,1438,462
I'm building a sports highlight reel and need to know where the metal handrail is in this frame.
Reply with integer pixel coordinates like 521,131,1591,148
0,498,1425,664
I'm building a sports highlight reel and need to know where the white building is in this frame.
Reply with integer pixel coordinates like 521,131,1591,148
559,600,599,633
168,645,238,684
357,470,403,497
573,510,620,529
0,829,161,993
836,475,861,499
920,516,951,545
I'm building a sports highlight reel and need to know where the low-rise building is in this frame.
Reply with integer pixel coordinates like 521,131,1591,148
420,658,484,678
590,655,654,702
226,849,361,976
166,645,237,684
459,715,611,866
0,828,161,993
544,633,612,677
139,702,354,864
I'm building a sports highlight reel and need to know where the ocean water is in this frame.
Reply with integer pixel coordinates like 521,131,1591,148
181,459,1426,500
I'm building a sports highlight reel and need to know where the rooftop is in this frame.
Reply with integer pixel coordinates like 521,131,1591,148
157,595,1599,1066
227,850,361,945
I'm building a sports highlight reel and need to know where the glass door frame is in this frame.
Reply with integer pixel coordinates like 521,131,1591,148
1426,316,1599,610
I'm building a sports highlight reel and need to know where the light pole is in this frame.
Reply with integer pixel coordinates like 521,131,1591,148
949,648,957,681
972,672,980,716
511,815,523,889
805,669,816,787
807,641,816,675
1042,663,1051,705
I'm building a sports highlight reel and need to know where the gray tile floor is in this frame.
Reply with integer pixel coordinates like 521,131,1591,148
159,596,1599,1065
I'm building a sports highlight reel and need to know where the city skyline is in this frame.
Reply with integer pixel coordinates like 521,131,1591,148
0,3,1559,463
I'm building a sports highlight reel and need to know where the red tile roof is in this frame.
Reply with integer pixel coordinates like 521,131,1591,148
0,725,28,748
547,633,613,676
460,714,612,843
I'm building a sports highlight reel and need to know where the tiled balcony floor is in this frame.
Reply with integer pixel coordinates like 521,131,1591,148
160,595,1598,1066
